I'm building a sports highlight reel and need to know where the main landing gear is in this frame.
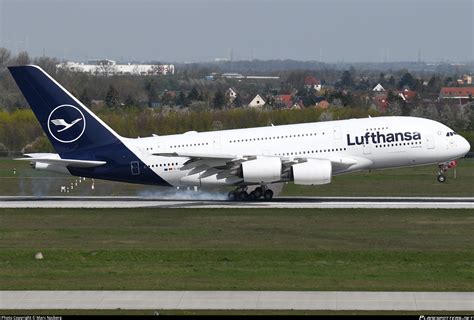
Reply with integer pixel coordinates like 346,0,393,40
228,186,274,201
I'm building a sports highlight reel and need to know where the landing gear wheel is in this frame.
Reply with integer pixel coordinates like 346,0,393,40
249,191,257,200
238,191,248,201
228,191,237,201
437,174,447,183
263,189,274,201
254,187,263,199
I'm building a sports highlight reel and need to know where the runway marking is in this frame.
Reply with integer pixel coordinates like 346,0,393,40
0,196,473,209
1,291,473,310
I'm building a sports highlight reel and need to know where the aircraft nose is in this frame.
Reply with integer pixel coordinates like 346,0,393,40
459,136,471,156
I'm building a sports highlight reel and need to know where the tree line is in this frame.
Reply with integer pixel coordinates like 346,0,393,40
0,106,473,155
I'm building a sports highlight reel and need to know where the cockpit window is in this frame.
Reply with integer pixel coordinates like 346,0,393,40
446,132,457,137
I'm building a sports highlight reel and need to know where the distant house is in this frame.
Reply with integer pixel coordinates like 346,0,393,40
275,94,294,108
373,94,389,112
226,88,238,102
439,87,474,104
463,74,472,85
291,100,304,110
247,94,266,108
372,83,385,92
398,89,417,102
304,76,322,91
316,100,329,109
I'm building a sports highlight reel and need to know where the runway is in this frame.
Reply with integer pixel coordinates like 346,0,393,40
0,196,473,209
1,291,473,311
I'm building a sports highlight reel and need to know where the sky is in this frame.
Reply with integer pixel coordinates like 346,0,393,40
0,0,472,63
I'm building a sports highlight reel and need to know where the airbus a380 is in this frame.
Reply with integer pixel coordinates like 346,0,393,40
8,66,471,200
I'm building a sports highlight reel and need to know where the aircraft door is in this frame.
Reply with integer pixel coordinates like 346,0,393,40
426,135,435,149
363,143,371,155
333,126,341,140
213,136,221,151
131,161,140,175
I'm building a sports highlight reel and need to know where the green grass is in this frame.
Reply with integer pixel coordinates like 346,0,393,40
0,158,473,197
1,208,473,291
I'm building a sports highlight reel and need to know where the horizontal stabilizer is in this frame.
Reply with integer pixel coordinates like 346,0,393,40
15,157,106,168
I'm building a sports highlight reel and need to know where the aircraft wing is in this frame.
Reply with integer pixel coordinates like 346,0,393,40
15,153,106,168
153,151,245,172
153,151,361,174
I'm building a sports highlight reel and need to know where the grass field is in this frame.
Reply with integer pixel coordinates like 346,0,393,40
0,158,473,197
1,208,473,291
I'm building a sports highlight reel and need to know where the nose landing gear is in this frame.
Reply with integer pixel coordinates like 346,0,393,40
437,174,447,183
437,160,457,183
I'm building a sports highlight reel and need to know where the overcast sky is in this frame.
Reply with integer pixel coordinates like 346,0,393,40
0,0,472,63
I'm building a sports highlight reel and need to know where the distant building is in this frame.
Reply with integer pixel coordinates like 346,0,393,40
57,59,175,76
245,75,280,80
316,100,329,109
222,73,244,79
304,76,322,91
247,94,266,108
398,89,417,102
463,74,472,85
291,100,304,110
439,87,474,104
372,83,385,92
226,88,238,102
275,94,294,108
372,94,389,112
220,73,279,80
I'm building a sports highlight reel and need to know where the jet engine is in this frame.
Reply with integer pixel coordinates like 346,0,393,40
292,159,332,185
241,157,282,183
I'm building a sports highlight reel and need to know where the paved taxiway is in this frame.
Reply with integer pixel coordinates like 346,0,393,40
1,291,473,310
0,196,473,209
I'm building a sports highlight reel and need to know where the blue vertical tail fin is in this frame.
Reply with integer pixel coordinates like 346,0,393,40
8,65,121,156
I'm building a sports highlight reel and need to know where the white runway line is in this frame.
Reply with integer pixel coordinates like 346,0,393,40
1,291,473,310
0,196,473,209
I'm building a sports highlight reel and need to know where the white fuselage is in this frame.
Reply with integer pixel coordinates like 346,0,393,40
121,116,470,187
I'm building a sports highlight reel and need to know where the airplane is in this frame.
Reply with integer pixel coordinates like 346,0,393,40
8,65,471,201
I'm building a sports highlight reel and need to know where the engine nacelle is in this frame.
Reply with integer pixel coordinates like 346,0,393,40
292,159,332,185
33,162,71,175
241,157,282,183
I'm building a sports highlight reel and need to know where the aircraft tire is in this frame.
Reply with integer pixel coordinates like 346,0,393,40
263,189,273,201
249,191,257,200
238,191,248,201
254,187,263,198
